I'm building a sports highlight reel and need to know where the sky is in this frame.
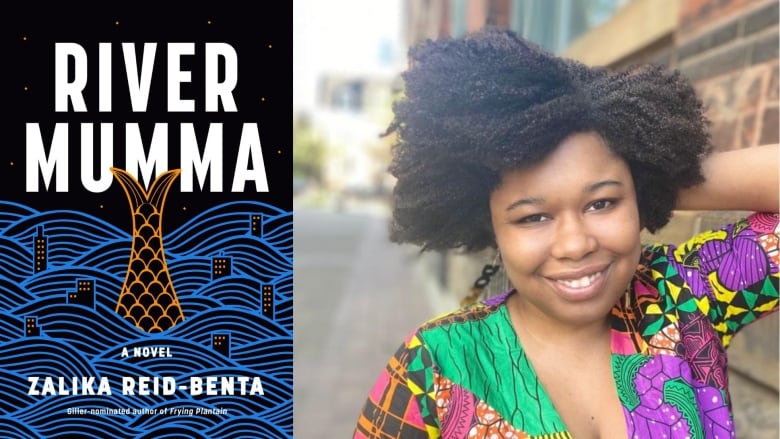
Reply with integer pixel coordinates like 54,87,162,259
293,0,404,112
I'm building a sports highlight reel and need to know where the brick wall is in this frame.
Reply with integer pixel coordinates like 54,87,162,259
676,0,779,150
680,0,770,36
610,1,778,151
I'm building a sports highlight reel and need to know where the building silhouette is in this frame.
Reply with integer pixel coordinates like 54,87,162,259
24,316,40,337
251,214,263,238
67,279,95,309
212,256,232,279
262,284,274,319
212,333,230,357
34,226,47,273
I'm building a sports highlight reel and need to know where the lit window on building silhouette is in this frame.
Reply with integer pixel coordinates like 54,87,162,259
34,226,47,273
212,333,231,357
251,214,263,238
67,279,95,309
262,285,274,319
25,316,40,337
212,256,232,279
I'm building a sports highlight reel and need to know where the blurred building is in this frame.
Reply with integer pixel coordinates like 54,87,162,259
402,0,779,418
404,0,630,54
295,0,406,201
314,73,402,196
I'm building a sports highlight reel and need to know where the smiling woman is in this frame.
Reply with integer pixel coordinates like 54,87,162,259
353,28,779,439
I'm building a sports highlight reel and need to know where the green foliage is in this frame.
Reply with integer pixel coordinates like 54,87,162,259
293,114,326,182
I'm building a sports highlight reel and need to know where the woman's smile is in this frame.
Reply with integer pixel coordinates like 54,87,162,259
544,264,609,302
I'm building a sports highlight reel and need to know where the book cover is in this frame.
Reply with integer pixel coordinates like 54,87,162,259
0,8,292,438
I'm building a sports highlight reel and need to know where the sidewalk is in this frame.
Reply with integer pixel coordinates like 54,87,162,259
294,201,435,438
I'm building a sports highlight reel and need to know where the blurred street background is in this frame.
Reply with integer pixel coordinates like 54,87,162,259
293,0,779,437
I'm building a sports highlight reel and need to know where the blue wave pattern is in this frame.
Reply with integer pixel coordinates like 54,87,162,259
0,201,292,438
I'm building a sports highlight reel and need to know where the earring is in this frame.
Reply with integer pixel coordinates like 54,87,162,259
461,251,501,306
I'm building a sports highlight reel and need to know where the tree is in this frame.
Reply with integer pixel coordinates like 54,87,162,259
293,113,326,183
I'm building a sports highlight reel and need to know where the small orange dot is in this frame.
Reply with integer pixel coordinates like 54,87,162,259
9,162,13,166
22,36,27,41
182,206,187,211
261,97,266,102
207,20,212,25
115,20,120,26
100,204,104,209
277,150,282,154
268,44,272,49
23,85,29,91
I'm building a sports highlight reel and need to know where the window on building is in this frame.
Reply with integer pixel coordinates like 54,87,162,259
331,81,364,112
507,0,630,53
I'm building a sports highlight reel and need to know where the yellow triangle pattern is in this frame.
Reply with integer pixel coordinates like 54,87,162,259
756,299,778,313
407,379,424,396
694,297,710,315
724,305,748,320
667,282,682,302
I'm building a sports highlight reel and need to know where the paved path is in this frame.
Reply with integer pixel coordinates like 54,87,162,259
293,206,435,438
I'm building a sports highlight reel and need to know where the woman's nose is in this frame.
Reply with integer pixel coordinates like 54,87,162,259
550,213,598,260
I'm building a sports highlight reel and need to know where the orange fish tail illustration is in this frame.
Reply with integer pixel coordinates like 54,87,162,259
111,167,184,332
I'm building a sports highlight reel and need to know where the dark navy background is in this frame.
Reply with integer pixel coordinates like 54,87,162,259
2,7,291,233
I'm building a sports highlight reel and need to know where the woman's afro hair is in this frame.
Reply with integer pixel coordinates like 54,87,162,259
386,28,712,252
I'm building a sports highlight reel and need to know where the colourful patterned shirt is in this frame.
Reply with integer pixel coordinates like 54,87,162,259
354,213,780,439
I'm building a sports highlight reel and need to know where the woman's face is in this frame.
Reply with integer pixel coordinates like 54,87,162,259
489,132,642,328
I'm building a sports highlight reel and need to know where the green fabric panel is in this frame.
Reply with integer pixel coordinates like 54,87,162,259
612,354,650,411
419,305,567,435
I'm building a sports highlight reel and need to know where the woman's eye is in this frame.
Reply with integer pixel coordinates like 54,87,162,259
516,214,549,224
587,199,615,211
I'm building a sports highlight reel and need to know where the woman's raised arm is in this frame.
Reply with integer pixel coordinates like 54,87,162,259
675,144,779,213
